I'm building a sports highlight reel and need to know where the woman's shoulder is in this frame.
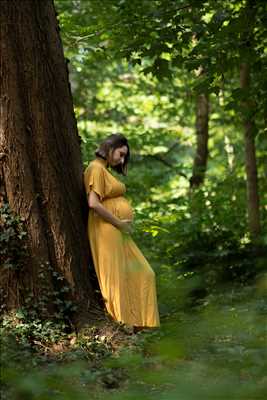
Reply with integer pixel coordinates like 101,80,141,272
85,159,107,173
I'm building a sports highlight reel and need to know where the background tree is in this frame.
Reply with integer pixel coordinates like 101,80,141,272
239,0,261,240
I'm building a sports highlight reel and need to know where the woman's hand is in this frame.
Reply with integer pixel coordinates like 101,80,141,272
117,219,133,234
88,191,133,233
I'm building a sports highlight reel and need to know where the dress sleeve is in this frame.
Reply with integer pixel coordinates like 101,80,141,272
84,164,105,201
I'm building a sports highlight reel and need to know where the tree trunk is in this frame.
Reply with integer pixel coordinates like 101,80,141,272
240,62,261,240
238,0,261,241
0,0,94,318
190,92,209,188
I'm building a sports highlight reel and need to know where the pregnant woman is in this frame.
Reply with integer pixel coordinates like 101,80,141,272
84,134,160,330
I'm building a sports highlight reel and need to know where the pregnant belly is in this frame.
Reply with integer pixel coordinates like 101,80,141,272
104,197,134,221
117,197,134,220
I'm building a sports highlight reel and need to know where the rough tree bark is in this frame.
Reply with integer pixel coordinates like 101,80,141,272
0,0,94,317
190,91,209,189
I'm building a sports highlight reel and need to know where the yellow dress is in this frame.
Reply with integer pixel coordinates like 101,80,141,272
84,158,160,327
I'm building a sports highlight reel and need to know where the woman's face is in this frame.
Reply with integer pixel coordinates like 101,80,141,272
109,145,128,166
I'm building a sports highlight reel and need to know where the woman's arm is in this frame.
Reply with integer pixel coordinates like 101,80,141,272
88,190,132,233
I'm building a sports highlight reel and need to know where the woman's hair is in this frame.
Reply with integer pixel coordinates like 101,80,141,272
95,133,130,175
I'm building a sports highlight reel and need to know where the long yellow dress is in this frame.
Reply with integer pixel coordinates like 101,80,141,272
84,158,160,327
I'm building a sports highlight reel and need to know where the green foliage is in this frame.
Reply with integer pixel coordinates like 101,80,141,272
20,261,78,322
2,1,267,398
0,202,27,271
1,285,267,399
48,0,267,323
56,0,267,110
1,311,67,347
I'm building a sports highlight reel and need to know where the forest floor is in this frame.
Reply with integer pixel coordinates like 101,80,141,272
1,282,266,400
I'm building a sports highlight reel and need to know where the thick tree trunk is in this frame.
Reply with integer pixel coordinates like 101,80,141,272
240,62,261,239
0,0,94,317
190,92,209,188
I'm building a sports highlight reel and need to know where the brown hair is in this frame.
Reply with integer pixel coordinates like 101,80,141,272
95,133,130,175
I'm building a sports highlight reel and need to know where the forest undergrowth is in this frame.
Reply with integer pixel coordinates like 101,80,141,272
1,276,266,400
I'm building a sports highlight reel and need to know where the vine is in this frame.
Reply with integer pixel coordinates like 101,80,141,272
0,201,27,271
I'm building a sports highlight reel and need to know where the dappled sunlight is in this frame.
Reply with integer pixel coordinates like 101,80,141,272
1,0,266,399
